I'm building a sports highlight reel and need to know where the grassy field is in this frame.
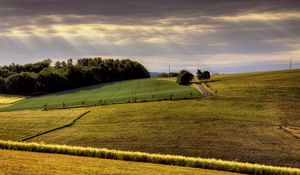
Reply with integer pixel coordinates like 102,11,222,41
0,79,200,111
0,109,86,141
0,69,299,170
0,150,243,175
25,69,300,168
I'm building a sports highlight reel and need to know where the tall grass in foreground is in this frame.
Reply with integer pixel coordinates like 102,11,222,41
0,140,299,175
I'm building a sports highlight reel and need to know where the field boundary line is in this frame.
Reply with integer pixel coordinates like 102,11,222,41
42,97,201,111
0,140,299,175
19,111,91,141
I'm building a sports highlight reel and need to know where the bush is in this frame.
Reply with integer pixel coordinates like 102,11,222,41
177,70,194,85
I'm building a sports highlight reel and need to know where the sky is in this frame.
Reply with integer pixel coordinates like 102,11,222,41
0,0,300,73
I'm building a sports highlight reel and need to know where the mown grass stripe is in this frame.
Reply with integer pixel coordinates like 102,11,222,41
19,111,90,141
0,140,299,175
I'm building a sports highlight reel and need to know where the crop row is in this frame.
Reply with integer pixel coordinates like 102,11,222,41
0,140,299,175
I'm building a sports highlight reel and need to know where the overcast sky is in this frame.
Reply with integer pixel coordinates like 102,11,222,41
0,0,300,73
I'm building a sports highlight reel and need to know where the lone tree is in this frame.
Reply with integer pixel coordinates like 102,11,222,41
177,70,194,85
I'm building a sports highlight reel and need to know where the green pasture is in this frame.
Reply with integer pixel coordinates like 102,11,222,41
0,79,200,111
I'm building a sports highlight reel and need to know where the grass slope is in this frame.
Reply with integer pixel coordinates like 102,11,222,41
0,150,242,175
0,79,200,111
29,69,300,168
0,109,86,141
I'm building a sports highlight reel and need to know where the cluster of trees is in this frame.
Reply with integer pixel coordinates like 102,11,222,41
0,58,150,95
176,69,211,85
196,70,211,80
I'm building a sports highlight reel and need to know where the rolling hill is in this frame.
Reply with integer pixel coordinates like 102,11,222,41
0,69,299,170
0,79,200,111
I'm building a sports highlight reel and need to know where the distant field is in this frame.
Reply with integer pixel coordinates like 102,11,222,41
29,69,300,168
0,109,86,141
0,150,242,175
0,79,200,111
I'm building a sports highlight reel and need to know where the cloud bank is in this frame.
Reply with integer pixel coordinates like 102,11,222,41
0,0,300,72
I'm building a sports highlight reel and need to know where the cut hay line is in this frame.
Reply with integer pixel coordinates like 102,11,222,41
0,140,299,175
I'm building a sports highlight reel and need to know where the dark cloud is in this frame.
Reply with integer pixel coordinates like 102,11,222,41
1,0,300,18
0,0,300,72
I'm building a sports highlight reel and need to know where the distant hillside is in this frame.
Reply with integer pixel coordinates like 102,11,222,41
0,79,200,111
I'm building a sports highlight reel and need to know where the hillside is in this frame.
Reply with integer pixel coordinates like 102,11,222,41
0,69,299,168
24,69,300,168
0,150,242,175
0,109,86,141
0,79,200,111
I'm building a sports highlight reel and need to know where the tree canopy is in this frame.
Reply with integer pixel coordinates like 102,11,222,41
196,69,211,80
176,70,194,85
0,58,150,95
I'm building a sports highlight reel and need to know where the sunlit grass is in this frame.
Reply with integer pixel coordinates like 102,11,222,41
0,140,299,175
1,79,200,111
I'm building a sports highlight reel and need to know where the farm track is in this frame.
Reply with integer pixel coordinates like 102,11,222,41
194,82,213,96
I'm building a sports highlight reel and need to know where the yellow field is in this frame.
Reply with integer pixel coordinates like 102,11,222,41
0,150,243,175
0,94,26,104
0,108,87,141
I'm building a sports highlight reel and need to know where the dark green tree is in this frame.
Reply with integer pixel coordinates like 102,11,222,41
0,78,6,92
37,68,68,93
196,69,203,80
203,71,211,79
5,72,37,94
177,70,194,85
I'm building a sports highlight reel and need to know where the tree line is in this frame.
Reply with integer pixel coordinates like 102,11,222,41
0,58,150,95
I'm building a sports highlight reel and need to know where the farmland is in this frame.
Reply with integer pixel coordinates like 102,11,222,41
0,109,86,141
0,150,243,175
0,69,299,173
23,69,299,168
0,79,200,111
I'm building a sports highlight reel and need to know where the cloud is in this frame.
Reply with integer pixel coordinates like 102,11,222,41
0,0,300,72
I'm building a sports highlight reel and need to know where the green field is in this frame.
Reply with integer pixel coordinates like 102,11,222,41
0,150,242,175
0,79,200,111
0,109,86,141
